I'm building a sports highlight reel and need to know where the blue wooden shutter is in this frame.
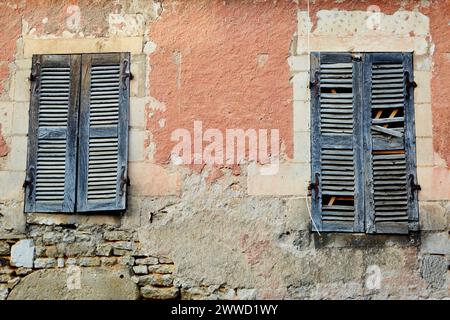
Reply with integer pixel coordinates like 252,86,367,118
310,53,364,232
24,54,81,213
363,53,419,234
77,53,130,212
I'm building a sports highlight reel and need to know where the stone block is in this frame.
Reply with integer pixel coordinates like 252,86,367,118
288,55,309,72
43,232,62,245
130,97,146,128
96,243,113,256
0,241,10,255
13,70,30,102
128,129,145,161
112,241,133,251
14,268,32,276
11,102,29,135
57,258,64,268
417,167,450,201
64,243,96,257
414,71,432,104
135,257,159,265
138,274,174,287
117,256,135,266
147,264,175,274
23,37,144,58
293,100,310,132
14,59,32,71
247,162,309,196
34,258,56,269
7,277,20,290
0,172,24,201
416,137,434,166
6,135,27,171
297,35,424,55
297,11,312,36
45,246,58,258
128,163,181,196
130,54,146,97
100,257,117,266
294,131,310,163
8,268,139,300
414,104,433,137
103,230,133,241
414,55,432,72
132,265,148,275
419,202,447,231
141,286,179,299
0,284,7,300
0,101,13,137
421,232,450,255
79,257,101,267
421,255,447,289
10,239,34,268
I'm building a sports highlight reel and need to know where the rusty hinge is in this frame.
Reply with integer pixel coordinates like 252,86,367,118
23,166,35,200
308,172,320,199
405,71,417,90
119,165,130,196
408,174,421,200
121,59,131,90
352,54,362,62
310,70,320,97
29,62,41,95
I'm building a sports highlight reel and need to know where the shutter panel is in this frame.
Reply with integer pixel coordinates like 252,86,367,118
363,53,419,234
310,53,364,232
77,53,130,212
24,55,81,213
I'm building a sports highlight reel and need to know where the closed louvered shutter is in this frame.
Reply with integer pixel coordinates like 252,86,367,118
363,53,419,234
77,53,130,212
24,55,81,212
310,53,364,232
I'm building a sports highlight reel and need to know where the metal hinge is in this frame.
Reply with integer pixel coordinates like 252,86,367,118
23,166,35,200
405,71,417,88
308,172,320,199
29,62,41,95
119,166,130,196
408,174,421,201
352,54,362,62
121,59,131,90
310,70,320,97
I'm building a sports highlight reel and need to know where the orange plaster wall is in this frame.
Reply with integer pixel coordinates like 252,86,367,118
147,0,298,164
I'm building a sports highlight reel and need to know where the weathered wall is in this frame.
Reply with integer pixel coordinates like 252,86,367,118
0,0,449,300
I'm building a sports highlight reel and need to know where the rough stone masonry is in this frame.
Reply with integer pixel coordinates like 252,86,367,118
0,0,449,300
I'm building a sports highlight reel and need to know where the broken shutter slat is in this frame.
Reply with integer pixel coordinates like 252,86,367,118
77,53,130,212
363,53,419,234
25,54,81,213
310,52,364,233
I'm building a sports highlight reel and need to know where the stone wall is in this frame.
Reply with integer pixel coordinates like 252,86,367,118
0,0,449,300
